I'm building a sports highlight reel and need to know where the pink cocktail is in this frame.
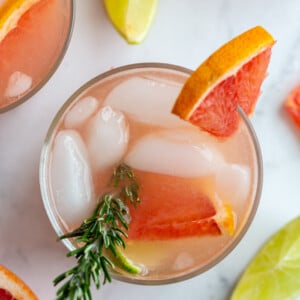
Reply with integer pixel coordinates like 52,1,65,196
40,63,262,284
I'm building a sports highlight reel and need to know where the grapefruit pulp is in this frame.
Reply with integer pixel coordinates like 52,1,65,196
284,84,300,129
0,288,17,300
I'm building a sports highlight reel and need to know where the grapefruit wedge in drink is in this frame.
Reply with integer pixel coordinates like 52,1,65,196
127,170,235,240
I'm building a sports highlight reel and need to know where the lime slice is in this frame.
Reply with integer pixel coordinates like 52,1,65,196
231,216,300,300
103,0,158,44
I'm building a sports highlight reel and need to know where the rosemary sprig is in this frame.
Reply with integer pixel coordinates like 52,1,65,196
54,163,141,300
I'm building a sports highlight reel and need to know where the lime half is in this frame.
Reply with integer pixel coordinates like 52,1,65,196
103,0,158,44
231,216,300,300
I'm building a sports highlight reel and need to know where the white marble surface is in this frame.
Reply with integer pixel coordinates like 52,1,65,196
1,0,300,299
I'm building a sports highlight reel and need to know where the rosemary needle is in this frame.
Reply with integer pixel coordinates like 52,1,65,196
54,163,142,300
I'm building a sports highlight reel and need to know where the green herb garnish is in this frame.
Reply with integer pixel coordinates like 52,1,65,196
54,163,141,300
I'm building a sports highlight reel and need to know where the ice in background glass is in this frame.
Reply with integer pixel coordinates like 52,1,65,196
0,0,74,112
40,63,262,283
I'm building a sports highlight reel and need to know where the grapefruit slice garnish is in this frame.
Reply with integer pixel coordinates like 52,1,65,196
172,26,275,137
0,265,38,300
127,171,235,240
0,0,41,43
284,84,300,129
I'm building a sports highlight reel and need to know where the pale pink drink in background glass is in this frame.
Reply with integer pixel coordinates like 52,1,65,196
0,0,74,112
40,63,262,283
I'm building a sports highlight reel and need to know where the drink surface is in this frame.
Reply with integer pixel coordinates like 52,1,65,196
42,66,260,282
0,0,72,111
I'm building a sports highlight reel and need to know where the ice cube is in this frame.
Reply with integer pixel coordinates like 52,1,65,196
125,129,224,178
173,252,195,270
104,77,189,128
216,164,251,204
141,74,183,88
5,71,32,98
51,130,95,227
86,105,129,171
64,96,99,129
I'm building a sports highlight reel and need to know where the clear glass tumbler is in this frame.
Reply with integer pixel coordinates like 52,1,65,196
40,63,262,284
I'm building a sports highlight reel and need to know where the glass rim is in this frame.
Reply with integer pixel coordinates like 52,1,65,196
39,62,263,285
0,0,75,114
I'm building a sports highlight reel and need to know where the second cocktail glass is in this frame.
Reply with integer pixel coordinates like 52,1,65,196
0,0,74,112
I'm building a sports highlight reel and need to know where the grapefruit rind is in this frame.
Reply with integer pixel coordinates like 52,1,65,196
0,0,41,43
172,26,275,121
0,265,38,300
214,202,235,236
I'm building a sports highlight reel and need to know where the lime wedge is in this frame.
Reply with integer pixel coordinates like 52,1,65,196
103,0,158,44
231,216,300,300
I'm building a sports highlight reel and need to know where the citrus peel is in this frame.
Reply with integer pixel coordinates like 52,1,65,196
172,26,275,137
0,0,41,43
214,201,235,236
0,265,38,300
